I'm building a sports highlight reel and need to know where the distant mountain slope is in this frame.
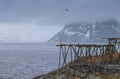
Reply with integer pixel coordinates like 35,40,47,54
50,20,120,42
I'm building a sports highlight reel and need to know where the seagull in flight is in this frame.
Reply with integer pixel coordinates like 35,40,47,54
63,8,69,12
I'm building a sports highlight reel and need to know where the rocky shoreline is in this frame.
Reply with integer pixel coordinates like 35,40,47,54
33,52,120,79
33,63,120,79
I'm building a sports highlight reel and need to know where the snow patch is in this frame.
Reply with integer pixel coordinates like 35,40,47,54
64,29,77,35
85,30,90,38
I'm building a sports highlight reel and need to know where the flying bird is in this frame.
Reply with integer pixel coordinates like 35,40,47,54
63,8,69,12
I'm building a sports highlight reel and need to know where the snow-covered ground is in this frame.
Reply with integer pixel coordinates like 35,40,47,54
0,42,59,79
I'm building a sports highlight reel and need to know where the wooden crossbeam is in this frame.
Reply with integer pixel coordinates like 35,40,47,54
57,44,114,47
102,38,120,40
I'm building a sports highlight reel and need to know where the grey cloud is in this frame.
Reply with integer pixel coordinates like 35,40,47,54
0,0,120,42
0,0,120,24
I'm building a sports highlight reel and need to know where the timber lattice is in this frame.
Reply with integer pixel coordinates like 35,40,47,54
57,38,120,76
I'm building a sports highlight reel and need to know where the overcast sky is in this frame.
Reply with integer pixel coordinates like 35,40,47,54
0,0,120,42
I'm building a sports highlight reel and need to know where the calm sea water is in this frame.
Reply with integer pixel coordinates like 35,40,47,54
0,42,59,79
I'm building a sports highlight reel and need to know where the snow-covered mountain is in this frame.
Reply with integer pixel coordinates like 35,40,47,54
50,20,120,42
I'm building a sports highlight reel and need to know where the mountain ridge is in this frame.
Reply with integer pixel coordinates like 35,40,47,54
50,20,120,42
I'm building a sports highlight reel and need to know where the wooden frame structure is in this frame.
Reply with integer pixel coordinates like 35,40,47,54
57,38,120,77
102,38,120,52
57,44,115,69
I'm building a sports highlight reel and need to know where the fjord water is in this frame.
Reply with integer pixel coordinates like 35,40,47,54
0,42,59,79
